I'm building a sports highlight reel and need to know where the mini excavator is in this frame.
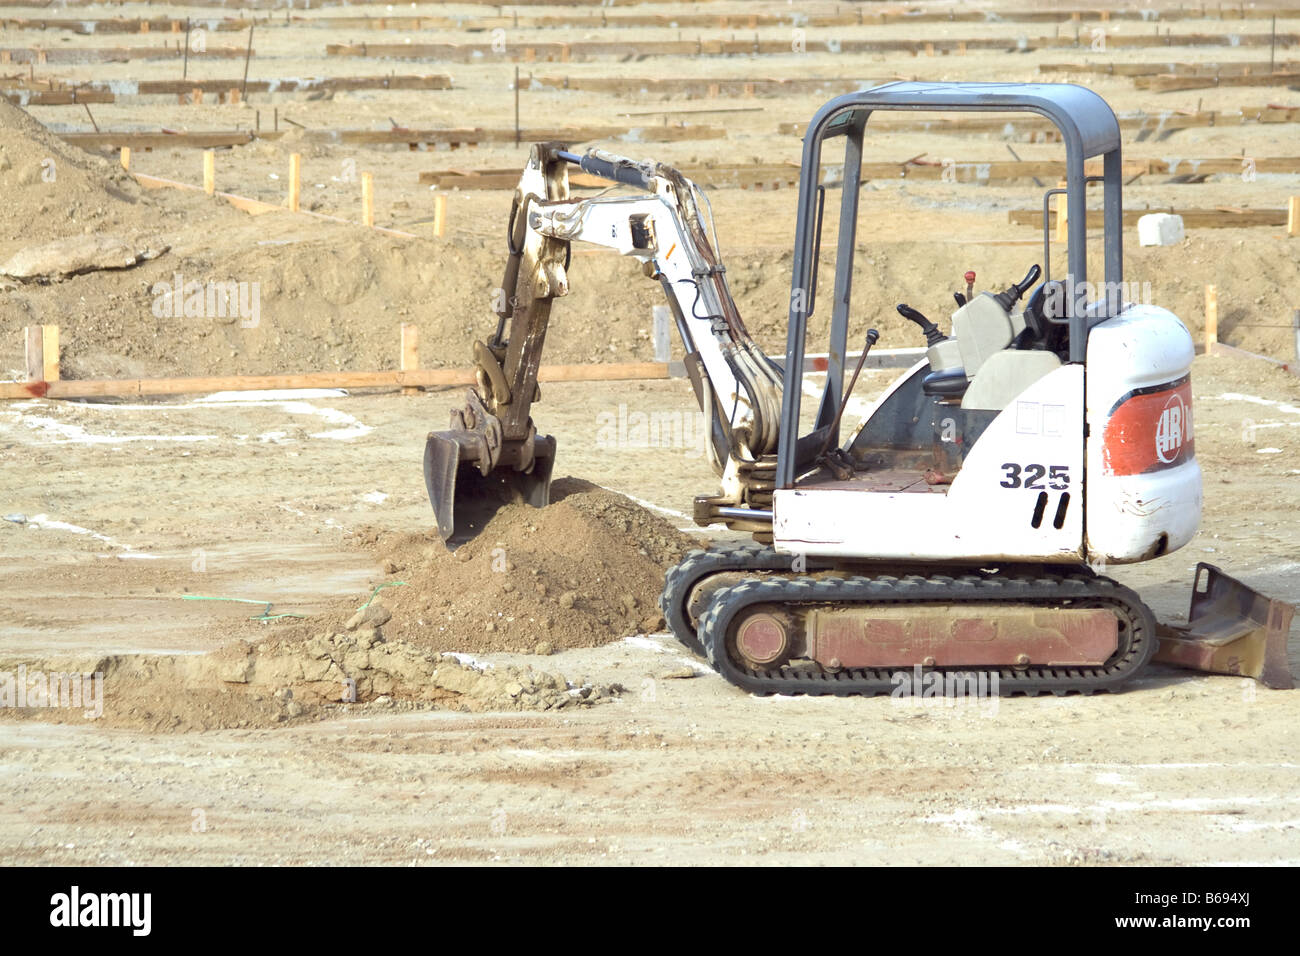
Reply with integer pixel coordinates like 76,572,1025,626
424,82,1294,696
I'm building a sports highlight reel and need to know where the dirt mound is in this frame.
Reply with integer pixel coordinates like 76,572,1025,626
0,640,621,732
316,478,702,655
0,481,695,733
0,98,150,245
252,125,333,161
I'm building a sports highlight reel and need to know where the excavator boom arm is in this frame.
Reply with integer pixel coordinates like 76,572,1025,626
425,142,782,541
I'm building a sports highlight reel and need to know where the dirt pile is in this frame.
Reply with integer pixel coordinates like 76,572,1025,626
0,641,622,732
0,98,151,245
0,479,699,732
328,478,702,655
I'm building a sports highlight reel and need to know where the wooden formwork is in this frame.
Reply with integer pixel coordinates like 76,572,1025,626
1009,206,1293,228
56,123,725,153
0,15,250,33
420,157,1300,190
529,76,866,98
1136,71,1300,91
325,31,1300,63
2,74,451,104
1041,59,1300,76
0,45,253,64
11,5,1299,33
2,324,677,401
780,105,1300,143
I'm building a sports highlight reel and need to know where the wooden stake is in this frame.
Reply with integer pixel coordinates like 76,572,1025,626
361,171,374,227
288,152,301,211
41,325,59,382
241,23,254,99
652,304,671,362
400,323,419,395
119,146,130,171
433,193,447,237
1288,195,1300,236
1205,284,1218,353
203,149,215,195
24,326,43,384
1055,181,1068,243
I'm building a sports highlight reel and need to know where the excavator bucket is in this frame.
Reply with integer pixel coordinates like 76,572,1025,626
424,431,556,544
1155,563,1295,689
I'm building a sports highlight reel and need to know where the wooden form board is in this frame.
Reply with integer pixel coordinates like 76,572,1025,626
421,164,808,190
12,7,1284,32
1041,59,1300,76
780,105,1300,142
1009,206,1290,228
1136,71,1300,91
0,0,717,7
4,73,450,100
0,16,250,33
2,89,115,105
57,123,725,152
297,6,1300,28
422,156,1300,190
1,0,1290,11
0,362,675,400
0,45,252,63
529,75,867,97
325,32,1300,61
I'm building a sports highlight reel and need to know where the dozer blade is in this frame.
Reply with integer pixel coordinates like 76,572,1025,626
424,431,556,544
1155,562,1295,689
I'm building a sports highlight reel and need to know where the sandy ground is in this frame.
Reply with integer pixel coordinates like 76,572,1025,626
1,353,1298,865
1,0,1299,866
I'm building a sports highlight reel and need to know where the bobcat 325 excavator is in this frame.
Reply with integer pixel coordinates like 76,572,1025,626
425,82,1294,696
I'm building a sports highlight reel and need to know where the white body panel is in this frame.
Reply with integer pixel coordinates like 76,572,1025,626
774,364,1085,561
1085,305,1201,563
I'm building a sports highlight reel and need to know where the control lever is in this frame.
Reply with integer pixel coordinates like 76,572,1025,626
896,303,946,347
993,264,1042,312
816,329,880,474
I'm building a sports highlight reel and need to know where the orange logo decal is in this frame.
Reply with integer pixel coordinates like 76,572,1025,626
1102,380,1195,476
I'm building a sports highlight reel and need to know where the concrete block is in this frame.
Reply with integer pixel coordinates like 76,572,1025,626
1137,213,1185,246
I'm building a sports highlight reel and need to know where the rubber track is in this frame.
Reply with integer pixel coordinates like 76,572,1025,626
660,544,815,655
696,569,1157,697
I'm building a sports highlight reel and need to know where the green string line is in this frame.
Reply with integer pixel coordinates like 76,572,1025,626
357,580,407,611
180,580,407,622
181,594,305,622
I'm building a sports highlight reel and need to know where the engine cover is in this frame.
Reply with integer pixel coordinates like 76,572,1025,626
1085,305,1202,564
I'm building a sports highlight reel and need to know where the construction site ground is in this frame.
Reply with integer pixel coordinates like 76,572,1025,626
1,0,1298,865
3,354,1299,866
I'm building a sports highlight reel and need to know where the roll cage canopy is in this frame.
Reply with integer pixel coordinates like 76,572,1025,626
777,81,1126,490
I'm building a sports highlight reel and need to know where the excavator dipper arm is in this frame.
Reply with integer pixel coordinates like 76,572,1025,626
426,143,782,542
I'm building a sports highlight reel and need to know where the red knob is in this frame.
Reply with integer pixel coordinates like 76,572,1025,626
964,271,976,283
